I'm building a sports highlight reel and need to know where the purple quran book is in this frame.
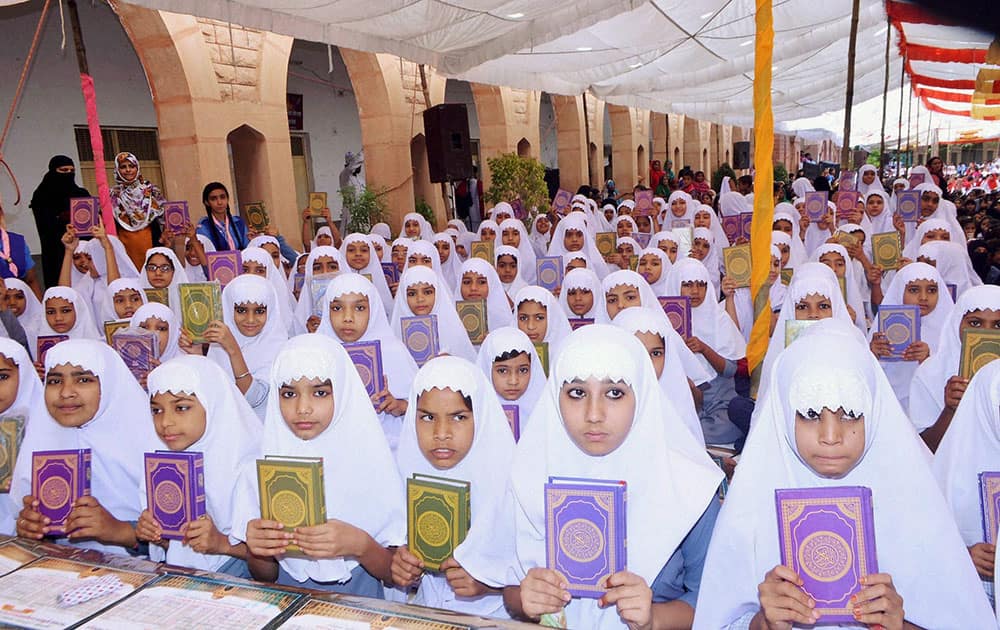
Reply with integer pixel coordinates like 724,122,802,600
206,250,242,288
804,191,829,222
36,335,69,365
145,451,206,540
535,256,562,292
775,486,877,622
111,327,159,385
895,190,920,222
838,171,857,192
381,261,400,285
835,190,859,220
738,212,754,241
551,189,573,214
979,472,1000,544
908,172,926,188
401,314,440,366
633,232,651,249
877,305,920,361
161,201,190,233
502,404,520,442
343,340,386,399
568,318,594,330
545,477,627,598
721,215,741,243
633,190,654,217
70,197,99,234
32,449,92,536
657,296,692,338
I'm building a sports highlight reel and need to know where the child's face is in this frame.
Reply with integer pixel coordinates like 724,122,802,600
794,407,865,479
150,392,207,451
279,377,334,440
345,241,370,271
45,297,77,333
113,289,144,319
392,246,408,271
778,245,790,268
296,256,307,275
405,282,436,315
5,289,25,317
479,227,496,242
637,254,662,284
139,317,170,355
404,220,421,237
407,252,434,269
0,356,19,415
45,364,101,428
566,288,594,316
635,216,652,232
206,188,228,215
491,353,531,401
316,234,333,247
893,182,906,193
184,241,200,266
689,238,709,261
72,251,91,274
460,272,489,300
773,220,793,236
921,229,950,245
328,292,370,342
616,222,633,238
920,191,940,217
312,256,339,275
680,280,707,307
566,258,587,272
242,260,267,277
616,243,634,258
903,280,939,317
559,377,636,456
372,241,384,260
671,198,687,217
795,293,833,320
866,195,885,216
502,228,521,248
819,252,846,278
517,300,548,343
415,387,475,470
563,229,584,252
862,171,876,185
145,253,175,289
605,284,641,320
634,331,665,379
263,243,282,268
434,240,451,263
536,217,551,234
769,256,780,283
234,302,267,337
961,308,1000,333
496,255,518,283
694,212,711,229
657,241,678,263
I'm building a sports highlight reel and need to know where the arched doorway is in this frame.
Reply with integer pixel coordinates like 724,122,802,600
517,137,532,158
227,124,267,216
410,134,436,228
637,145,646,186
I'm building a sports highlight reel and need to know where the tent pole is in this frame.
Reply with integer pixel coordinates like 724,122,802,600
879,17,891,174
583,93,593,187
896,56,905,178
906,74,913,171
840,0,861,170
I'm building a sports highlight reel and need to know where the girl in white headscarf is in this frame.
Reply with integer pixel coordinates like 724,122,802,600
240,246,295,333
694,205,732,251
909,285,1000,445
663,191,698,225
455,258,514,331
99,278,148,324
390,355,516,617
230,334,405,595
339,233,394,317
529,214,554,259
136,356,262,575
612,215,638,241
475,219,500,244
183,234,214,283
310,226,336,251
292,245,343,334
474,327,546,427
0,339,44,534
401,239,454,299
689,227,722,290
499,218,537,284
918,241,982,299
546,213,610,278
718,191,750,218
459,325,723,629
37,286,101,342
495,244,530,300
317,274,416,451
368,233,390,263
10,340,162,555
932,360,1000,593
791,176,814,199
813,243,867,330
864,190,895,236
202,274,288,419
902,217,956,259
130,302,181,362
694,323,995,628
868,262,953,410
390,266,476,362
446,219,467,235
432,231,463,289
370,222,392,241
772,207,809,268
856,163,885,197
513,286,572,359
665,259,747,445
651,230,681,264
5,278,44,354
558,267,605,320
636,247,672,295
139,247,190,318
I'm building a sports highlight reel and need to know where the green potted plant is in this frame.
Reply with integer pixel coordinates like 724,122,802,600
483,153,549,218
340,185,389,235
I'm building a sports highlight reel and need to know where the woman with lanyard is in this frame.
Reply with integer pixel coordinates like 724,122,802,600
109,152,166,269
196,182,248,253
0,203,42,300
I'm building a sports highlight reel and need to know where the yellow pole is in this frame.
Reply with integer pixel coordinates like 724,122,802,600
748,0,775,395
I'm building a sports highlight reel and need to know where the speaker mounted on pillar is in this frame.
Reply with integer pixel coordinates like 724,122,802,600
733,141,751,170
423,104,474,183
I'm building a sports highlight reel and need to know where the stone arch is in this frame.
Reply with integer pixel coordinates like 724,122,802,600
517,137,532,157
636,145,646,185
608,105,649,187
551,95,589,192
227,123,267,212
470,84,540,189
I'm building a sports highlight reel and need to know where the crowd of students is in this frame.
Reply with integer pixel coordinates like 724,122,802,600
0,153,998,629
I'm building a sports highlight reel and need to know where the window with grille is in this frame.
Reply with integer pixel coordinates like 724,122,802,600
73,126,165,196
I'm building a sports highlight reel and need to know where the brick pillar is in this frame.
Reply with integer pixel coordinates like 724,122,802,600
470,84,541,196
551,95,588,193
608,105,650,187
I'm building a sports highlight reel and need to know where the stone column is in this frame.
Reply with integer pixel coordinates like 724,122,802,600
470,84,541,196
551,95,588,193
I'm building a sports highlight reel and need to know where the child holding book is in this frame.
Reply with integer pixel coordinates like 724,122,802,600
390,266,475,362
339,234,394,316
557,268,605,320
463,325,721,628
0,339,44,534
317,274,414,451
230,334,405,596
495,245,529,300
456,258,514,330
291,245,342,334
390,355,516,616
131,302,181,362
239,246,295,334
136,356,261,575
5,278,43,355
513,286,571,357
909,285,1000,451
11,339,161,555
474,327,546,430
694,321,994,628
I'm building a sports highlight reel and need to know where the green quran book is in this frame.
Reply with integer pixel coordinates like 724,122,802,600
0,415,25,493
534,341,550,377
595,232,616,258
257,456,326,554
456,299,488,345
143,287,169,307
178,282,223,344
406,474,471,572
780,268,794,285
959,328,1000,380
470,241,494,264
308,192,328,218
243,201,270,232
723,244,752,288
871,232,901,271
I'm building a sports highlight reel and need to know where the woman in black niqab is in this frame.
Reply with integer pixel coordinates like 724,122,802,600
30,155,90,289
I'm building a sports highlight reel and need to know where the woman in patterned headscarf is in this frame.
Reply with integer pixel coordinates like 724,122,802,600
109,152,166,269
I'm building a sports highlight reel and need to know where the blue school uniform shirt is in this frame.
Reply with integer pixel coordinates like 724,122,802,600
651,497,720,609
197,214,249,252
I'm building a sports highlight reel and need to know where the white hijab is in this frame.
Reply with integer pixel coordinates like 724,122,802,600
513,285,572,359
909,285,1000,431
499,218,537,283
637,247,672,295
557,267,606,320
129,302,181,361
5,278,43,353
241,245,296,332
99,278,148,324
918,240,982,298
145,356,262,571
459,325,721,628
390,266,476,362
694,325,996,628
401,239,454,300
38,286,101,340
864,190,894,235
292,245,344,333
0,339,45,534
902,217,955,259
856,164,885,197
495,244,530,299
370,222,392,241
529,214,553,258
773,208,809,268
229,334,405,583
546,213,610,278
663,191,698,224
691,226,722,289
718,191,749,218
139,247,190,318
431,231,463,290
454,258,514,331
812,243,867,330
395,355,516,617
474,327,547,425
338,234,394,317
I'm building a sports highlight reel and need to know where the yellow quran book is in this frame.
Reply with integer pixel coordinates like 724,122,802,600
406,474,471,572
256,456,326,553
960,329,1000,380
308,192,327,217
456,299,488,344
723,244,751,288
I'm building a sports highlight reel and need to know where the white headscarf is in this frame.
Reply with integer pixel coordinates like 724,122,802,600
99,278,148,324
718,191,749,218
513,285,572,358
38,286,101,340
9,340,161,554
241,245,296,332
370,222,392,241
396,355,516,617
909,285,1000,431
903,217,955,259
812,243,867,330
869,262,954,410
390,266,476,362
454,258,514,331
694,325,996,628
664,191,698,224
529,214,553,258
494,244,529,299
864,190,894,235
499,218,537,283
139,247,190,318
474,219,500,243
637,247,672,295
368,233,390,263
474,327,546,424
772,208,808,267
856,164,885,197
459,325,721,628
546,213,610,278
145,356,262,571
695,205,732,251
310,226,335,250
0,339,45,533
182,234,214,283
431,231,463,290
5,278,43,353
691,226,722,289
914,182,964,241
129,302,181,361
557,267,605,320
338,234,394,317
445,219,467,235
401,239,454,300
229,334,405,583
917,241,982,298
292,245,344,333
791,176,815,199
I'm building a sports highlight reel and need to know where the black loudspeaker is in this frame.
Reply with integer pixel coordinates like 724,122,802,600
733,141,751,170
423,104,474,183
